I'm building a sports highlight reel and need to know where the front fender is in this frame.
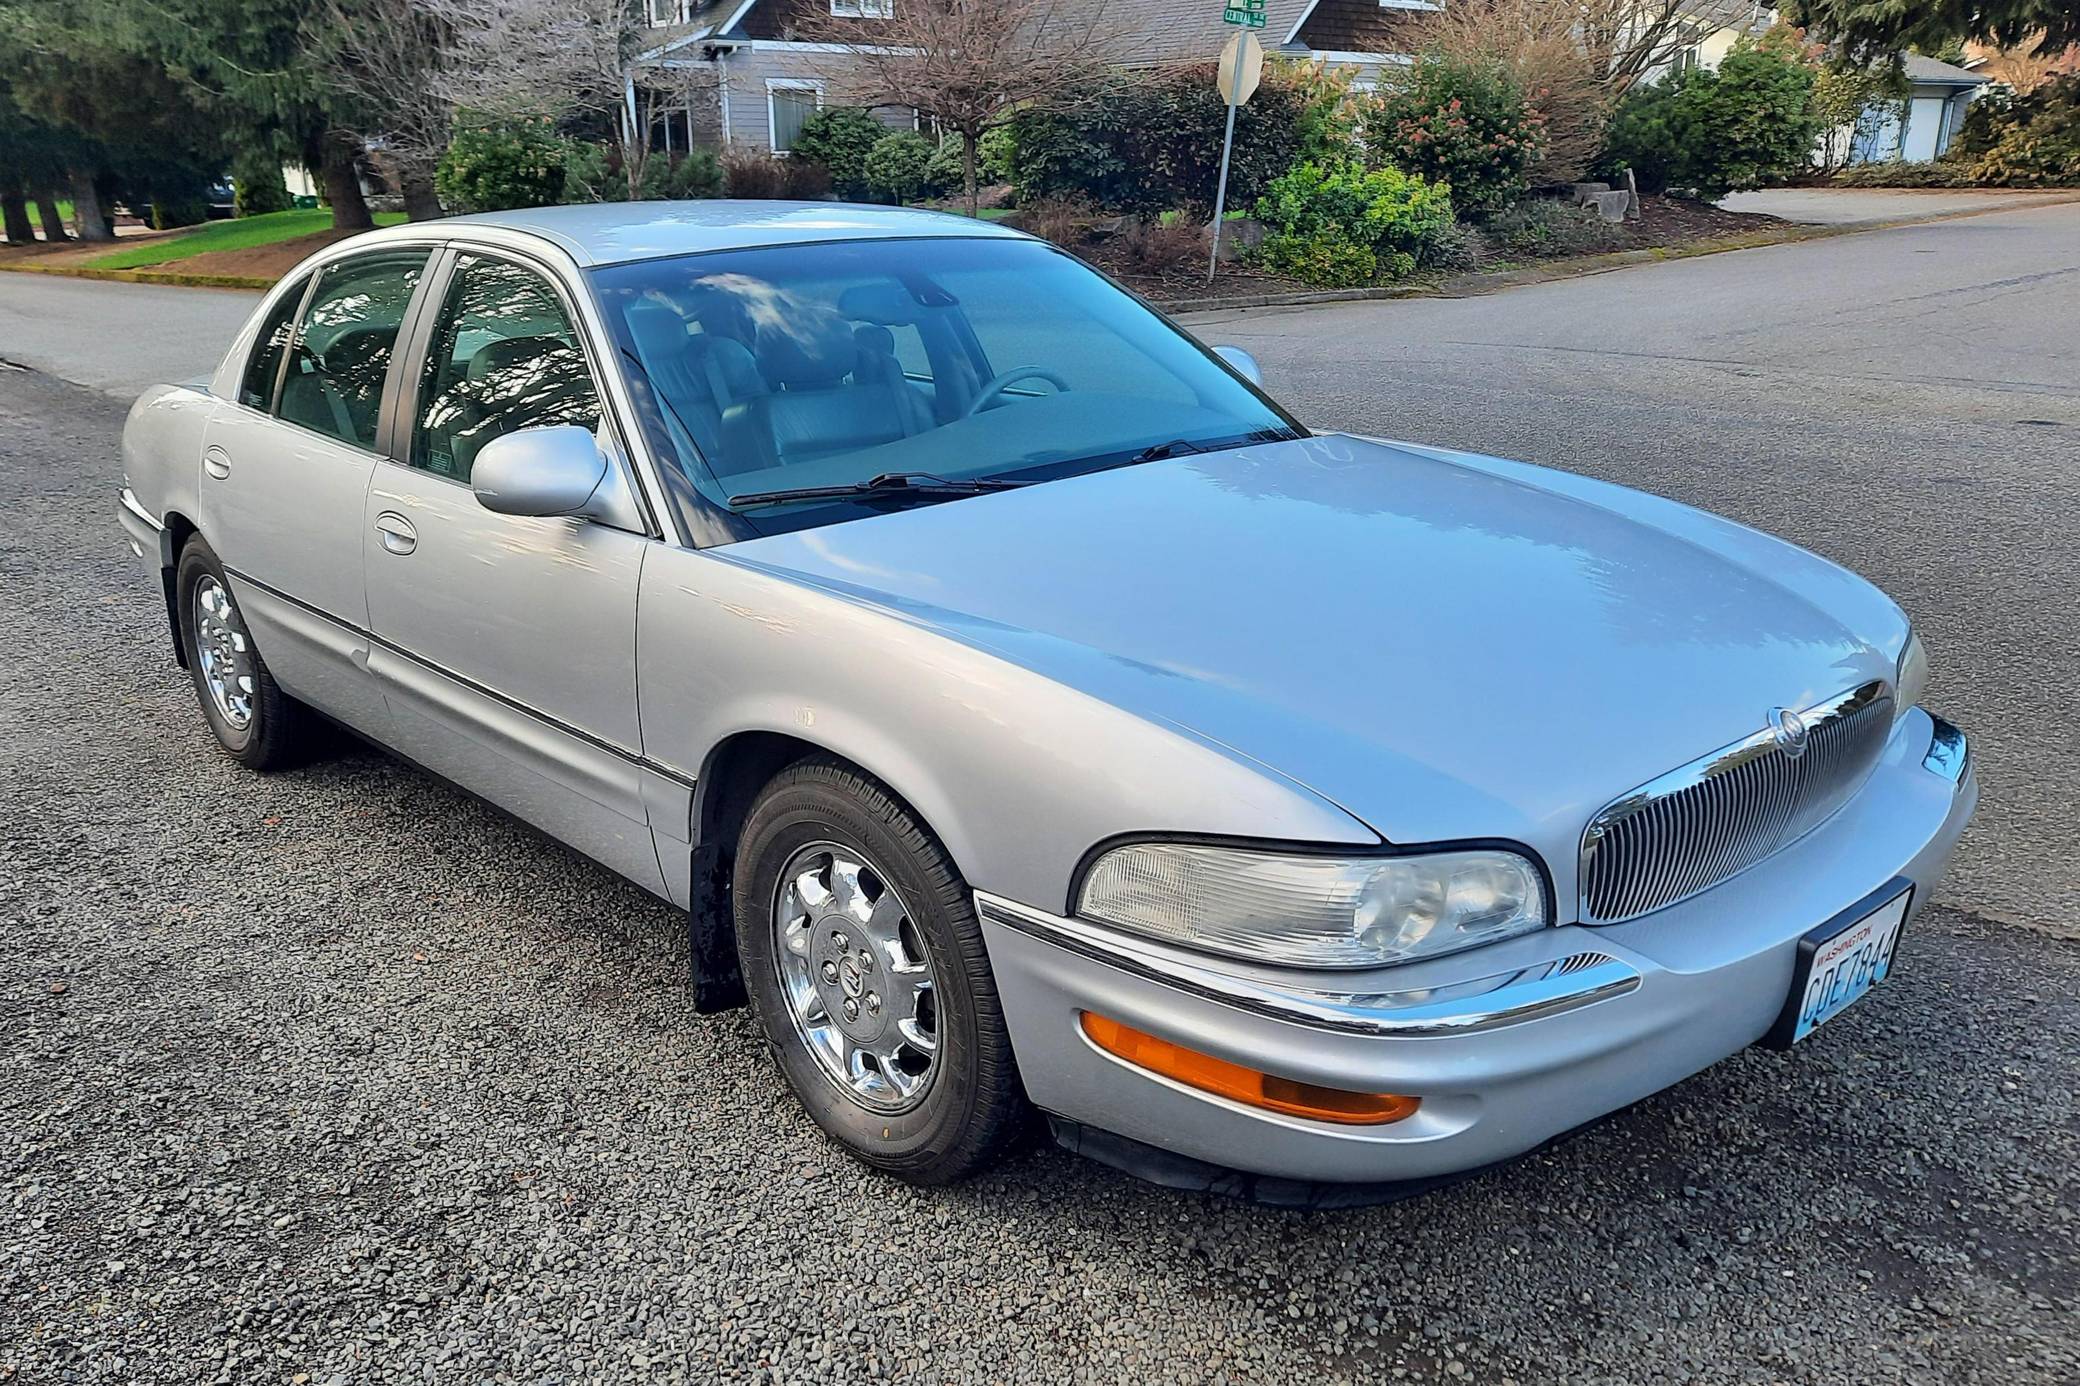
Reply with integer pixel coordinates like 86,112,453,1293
636,545,1378,914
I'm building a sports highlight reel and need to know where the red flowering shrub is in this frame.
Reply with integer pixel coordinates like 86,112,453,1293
1364,55,1547,217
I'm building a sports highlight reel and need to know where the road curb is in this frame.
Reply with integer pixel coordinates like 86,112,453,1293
1168,192,2080,315
0,261,274,290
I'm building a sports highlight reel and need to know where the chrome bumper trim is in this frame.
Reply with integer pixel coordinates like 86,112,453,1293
975,892,1641,1038
119,487,163,532
1923,716,1970,783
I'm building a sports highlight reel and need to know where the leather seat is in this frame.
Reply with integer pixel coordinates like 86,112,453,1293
720,303,935,471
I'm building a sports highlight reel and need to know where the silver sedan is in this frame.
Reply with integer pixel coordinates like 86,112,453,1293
117,203,1975,1200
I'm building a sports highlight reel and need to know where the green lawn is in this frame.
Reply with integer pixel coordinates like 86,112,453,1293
85,209,405,270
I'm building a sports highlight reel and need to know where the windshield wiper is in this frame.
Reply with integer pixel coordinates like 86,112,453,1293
1129,425,1305,466
729,471,1031,509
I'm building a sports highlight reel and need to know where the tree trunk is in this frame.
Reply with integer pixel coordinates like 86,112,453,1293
33,190,68,241
962,130,980,219
69,168,114,242
400,166,444,221
320,137,376,232
1,192,32,246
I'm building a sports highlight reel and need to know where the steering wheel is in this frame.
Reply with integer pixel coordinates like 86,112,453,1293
965,366,1072,418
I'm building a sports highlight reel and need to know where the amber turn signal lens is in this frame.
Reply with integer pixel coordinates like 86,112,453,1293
1079,1012,1419,1126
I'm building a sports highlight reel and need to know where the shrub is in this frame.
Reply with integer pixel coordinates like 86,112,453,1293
1252,160,1455,286
723,149,832,199
789,107,888,199
1366,55,1547,217
924,126,1015,199
1008,62,1314,216
1954,74,2080,186
560,140,615,202
1483,197,1620,257
230,146,293,217
1012,195,1103,248
1599,35,1820,198
1423,0,1608,183
1118,217,1211,275
1828,160,1971,188
640,149,724,200
436,121,566,212
863,131,934,202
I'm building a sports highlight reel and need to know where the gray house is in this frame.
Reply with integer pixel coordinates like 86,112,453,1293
635,0,1440,156
1846,55,1988,163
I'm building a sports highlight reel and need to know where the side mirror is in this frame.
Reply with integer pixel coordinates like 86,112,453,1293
472,425,624,523
1211,345,1262,386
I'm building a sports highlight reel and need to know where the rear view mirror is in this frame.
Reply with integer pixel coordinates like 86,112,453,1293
472,425,632,526
1212,345,1262,386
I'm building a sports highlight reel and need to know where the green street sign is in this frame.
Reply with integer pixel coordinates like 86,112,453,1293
1223,6,1267,26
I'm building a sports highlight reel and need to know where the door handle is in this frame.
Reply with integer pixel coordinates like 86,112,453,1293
374,511,417,556
202,447,232,481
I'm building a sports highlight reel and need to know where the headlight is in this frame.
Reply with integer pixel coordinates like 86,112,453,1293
1895,631,1929,716
1076,841,1548,969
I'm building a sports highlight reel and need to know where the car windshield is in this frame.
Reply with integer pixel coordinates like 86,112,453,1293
589,236,1301,537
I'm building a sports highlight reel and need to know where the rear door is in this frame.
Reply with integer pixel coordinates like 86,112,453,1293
197,247,433,734
362,247,667,895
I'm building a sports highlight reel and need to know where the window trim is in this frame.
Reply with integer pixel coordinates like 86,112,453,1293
239,269,320,418
829,0,894,16
267,247,437,456
766,78,826,154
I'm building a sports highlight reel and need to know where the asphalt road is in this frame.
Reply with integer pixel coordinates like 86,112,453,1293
4,206,2078,1384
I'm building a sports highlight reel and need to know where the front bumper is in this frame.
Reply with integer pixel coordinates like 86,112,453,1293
979,708,1976,1190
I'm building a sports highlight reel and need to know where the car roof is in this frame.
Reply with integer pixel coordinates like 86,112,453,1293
366,200,1031,268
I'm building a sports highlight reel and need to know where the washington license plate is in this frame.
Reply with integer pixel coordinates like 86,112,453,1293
1764,882,1913,1048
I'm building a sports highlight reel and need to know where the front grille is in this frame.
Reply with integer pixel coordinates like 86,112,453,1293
1580,682,1894,923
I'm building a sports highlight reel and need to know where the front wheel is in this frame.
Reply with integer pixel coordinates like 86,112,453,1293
733,757,1028,1182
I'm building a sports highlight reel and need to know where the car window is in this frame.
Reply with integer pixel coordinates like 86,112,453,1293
589,237,1298,537
410,254,604,482
277,250,429,450
238,273,311,411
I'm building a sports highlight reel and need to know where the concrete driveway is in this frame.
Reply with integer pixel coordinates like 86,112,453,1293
1717,186,2079,224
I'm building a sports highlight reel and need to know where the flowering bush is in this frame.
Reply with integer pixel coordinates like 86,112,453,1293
1252,161,1455,286
1364,56,1546,217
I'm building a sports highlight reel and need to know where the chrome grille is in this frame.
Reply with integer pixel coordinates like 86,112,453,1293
1580,682,1894,923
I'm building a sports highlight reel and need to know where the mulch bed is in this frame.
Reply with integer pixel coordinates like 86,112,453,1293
1596,194,1786,250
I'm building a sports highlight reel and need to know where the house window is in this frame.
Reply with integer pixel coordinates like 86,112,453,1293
768,80,825,154
1674,47,1701,74
831,0,894,16
646,0,681,25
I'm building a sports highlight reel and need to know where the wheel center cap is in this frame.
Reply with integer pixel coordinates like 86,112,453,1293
838,955,864,998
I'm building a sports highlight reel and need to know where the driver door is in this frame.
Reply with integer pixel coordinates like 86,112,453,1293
363,248,666,895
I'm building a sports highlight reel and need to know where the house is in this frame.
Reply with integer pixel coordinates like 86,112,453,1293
1845,55,1988,163
633,0,1440,157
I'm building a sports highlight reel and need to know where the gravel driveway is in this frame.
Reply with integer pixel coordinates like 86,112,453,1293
5,211,2079,1383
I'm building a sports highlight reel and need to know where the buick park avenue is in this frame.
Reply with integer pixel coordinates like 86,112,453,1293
116,203,1976,1201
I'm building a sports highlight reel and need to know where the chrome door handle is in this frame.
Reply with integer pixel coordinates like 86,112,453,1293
374,511,417,556
202,447,232,480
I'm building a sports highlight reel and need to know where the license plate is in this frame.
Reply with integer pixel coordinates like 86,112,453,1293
1763,881,1913,1048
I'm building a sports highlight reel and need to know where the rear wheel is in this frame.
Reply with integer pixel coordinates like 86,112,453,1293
175,537,318,770
733,757,1027,1182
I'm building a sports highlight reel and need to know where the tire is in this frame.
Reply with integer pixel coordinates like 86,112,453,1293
733,756,1028,1183
174,537,318,771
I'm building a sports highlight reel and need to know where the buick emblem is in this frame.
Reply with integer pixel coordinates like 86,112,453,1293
1768,706,1810,759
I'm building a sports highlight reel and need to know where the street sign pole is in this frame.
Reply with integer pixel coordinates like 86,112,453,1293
1207,26,1263,281
1208,101,1240,281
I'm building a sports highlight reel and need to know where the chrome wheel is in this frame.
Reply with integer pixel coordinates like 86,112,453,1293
772,843,939,1114
192,575,256,729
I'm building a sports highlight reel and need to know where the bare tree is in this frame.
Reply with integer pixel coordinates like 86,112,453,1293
428,0,658,200
801,0,1145,216
314,0,455,219
1577,0,1733,96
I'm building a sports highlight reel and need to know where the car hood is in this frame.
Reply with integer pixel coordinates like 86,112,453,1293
721,434,1897,860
